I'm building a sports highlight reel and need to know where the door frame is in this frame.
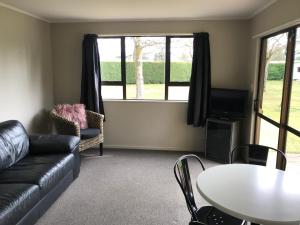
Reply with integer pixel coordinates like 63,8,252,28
254,25,299,170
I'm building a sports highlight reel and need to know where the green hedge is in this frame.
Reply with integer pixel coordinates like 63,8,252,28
267,63,285,80
101,62,285,82
100,62,191,84
100,62,121,81
170,62,192,82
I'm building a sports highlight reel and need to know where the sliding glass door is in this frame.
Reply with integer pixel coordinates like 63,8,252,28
285,28,300,173
255,26,300,173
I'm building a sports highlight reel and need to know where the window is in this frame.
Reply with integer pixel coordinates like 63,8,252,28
125,37,166,100
255,26,300,173
98,35,193,100
168,37,193,100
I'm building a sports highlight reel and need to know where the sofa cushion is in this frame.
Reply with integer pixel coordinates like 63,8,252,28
0,154,74,196
0,183,40,225
0,120,29,171
29,135,80,154
80,128,100,139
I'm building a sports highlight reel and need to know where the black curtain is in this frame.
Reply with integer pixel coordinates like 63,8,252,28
187,32,211,127
80,34,105,117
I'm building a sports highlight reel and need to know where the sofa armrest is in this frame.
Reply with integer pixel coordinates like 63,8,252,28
29,134,80,154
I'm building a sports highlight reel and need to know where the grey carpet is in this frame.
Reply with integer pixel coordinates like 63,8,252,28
36,149,219,225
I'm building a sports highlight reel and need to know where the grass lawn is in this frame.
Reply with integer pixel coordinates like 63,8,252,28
126,84,189,100
126,84,165,100
261,80,300,153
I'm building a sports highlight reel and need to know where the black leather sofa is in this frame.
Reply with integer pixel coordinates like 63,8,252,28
0,120,81,225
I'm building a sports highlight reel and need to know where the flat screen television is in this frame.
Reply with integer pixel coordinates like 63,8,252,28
209,88,249,119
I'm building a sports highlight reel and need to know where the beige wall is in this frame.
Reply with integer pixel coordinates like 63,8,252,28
104,101,204,151
247,0,300,143
0,6,53,133
251,0,300,37
51,20,250,103
1,0,298,150
51,20,250,151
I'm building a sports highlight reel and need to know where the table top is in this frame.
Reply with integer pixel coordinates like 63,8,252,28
196,164,300,225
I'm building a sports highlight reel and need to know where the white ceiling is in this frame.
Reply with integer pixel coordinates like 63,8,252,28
0,0,277,23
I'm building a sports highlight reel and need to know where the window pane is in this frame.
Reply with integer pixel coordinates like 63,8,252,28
98,38,121,81
125,37,165,100
102,86,123,99
258,118,279,149
168,86,189,100
286,132,300,175
289,28,300,131
170,38,193,82
261,33,288,122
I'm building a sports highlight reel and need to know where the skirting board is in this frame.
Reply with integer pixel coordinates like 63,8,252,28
104,144,204,152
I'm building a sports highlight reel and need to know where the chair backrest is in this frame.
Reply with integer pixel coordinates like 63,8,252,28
230,144,287,171
174,154,205,220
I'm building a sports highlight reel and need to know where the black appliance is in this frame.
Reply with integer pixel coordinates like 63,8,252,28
209,88,248,119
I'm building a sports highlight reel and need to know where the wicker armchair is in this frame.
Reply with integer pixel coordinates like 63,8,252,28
50,109,104,155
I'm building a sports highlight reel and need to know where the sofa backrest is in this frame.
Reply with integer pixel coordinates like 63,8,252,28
0,120,29,170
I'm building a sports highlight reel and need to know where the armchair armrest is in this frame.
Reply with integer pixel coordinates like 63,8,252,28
50,110,80,136
86,110,104,135
29,134,80,154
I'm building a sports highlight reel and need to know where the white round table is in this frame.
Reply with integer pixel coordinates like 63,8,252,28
196,164,300,225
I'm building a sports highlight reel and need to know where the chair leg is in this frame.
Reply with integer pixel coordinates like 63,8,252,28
99,143,103,156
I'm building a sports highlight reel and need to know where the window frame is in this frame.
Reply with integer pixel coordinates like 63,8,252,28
98,35,193,101
254,25,300,169
99,36,126,99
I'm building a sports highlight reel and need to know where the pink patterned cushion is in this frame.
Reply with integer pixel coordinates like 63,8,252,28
55,104,88,129
54,104,73,121
72,104,88,129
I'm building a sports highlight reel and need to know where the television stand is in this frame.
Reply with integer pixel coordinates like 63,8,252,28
205,117,240,163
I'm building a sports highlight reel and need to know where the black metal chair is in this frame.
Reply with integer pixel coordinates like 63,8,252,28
230,144,287,171
189,222,205,225
174,154,244,225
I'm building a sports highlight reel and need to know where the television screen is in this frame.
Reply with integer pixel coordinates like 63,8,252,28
209,88,248,119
